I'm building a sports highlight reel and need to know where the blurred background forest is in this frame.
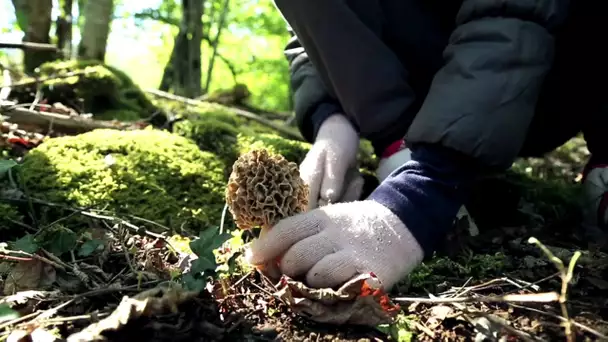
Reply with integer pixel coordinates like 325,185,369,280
0,0,292,112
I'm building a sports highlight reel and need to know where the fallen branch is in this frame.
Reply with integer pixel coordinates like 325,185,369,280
0,106,130,134
0,41,58,52
145,88,304,141
393,291,560,304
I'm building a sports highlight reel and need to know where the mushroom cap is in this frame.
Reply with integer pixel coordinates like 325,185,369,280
225,149,309,230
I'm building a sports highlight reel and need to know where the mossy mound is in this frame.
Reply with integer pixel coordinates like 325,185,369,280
168,100,378,170
10,59,158,121
17,128,226,233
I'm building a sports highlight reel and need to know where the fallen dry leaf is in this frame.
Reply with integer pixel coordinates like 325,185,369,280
66,285,200,342
3,260,56,295
426,305,454,328
274,273,400,327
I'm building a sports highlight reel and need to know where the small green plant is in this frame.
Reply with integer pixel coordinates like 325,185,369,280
181,226,233,292
528,237,581,342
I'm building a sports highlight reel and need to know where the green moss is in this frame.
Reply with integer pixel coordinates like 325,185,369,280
173,118,239,176
236,133,311,164
0,203,23,229
13,59,158,121
403,252,511,291
18,128,226,234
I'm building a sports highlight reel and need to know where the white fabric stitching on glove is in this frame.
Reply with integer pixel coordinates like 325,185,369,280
300,113,360,210
248,200,424,290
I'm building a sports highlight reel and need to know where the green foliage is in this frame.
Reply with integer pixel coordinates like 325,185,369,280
16,128,227,234
377,313,416,342
37,224,78,257
0,304,20,323
78,239,105,257
0,203,23,229
182,226,232,291
10,234,38,254
0,160,18,178
405,252,511,291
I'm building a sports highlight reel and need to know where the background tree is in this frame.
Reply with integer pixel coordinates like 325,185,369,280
78,0,115,61
10,0,55,72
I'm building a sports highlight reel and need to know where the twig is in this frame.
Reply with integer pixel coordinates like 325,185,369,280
0,41,58,51
393,291,560,304
0,106,129,133
465,311,544,342
32,312,109,325
0,248,66,271
145,88,304,141
510,303,608,340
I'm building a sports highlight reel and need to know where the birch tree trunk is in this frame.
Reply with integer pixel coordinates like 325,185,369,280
78,0,114,62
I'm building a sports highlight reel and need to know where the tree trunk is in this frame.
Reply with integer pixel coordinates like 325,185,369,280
11,0,55,73
55,0,74,59
203,0,230,93
78,0,114,61
158,0,204,97
159,31,186,93
180,0,203,98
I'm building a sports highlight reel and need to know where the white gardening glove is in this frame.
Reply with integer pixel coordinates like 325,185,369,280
317,166,365,207
248,200,424,290
581,166,608,247
300,113,360,210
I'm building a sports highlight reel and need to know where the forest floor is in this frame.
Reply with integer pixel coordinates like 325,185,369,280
0,131,606,342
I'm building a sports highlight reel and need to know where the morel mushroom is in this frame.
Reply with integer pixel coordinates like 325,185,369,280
225,149,309,231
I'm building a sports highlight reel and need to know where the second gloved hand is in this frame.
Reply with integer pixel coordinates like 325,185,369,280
300,113,360,209
248,200,424,290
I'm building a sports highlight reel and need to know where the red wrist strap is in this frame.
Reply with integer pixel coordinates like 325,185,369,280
381,139,407,159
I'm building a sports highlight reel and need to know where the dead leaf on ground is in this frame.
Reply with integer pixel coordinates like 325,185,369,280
0,290,61,307
65,284,200,342
274,273,400,327
426,305,454,328
3,259,56,295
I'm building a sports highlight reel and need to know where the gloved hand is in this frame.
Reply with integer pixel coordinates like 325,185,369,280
248,200,424,290
317,166,365,207
300,113,360,209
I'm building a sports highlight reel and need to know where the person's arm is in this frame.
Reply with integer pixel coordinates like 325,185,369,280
284,28,344,143
372,0,570,258
406,0,569,170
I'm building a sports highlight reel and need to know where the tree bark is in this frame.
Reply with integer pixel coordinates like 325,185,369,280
180,0,203,97
78,0,114,61
11,0,55,73
159,0,204,97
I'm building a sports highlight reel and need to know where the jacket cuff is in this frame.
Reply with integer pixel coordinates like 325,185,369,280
368,143,481,258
